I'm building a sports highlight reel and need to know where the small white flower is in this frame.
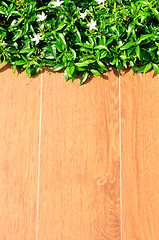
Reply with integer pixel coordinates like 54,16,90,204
86,9,91,14
95,0,105,4
87,19,97,31
79,11,87,20
37,11,47,22
31,34,42,44
51,0,64,7
0,41,6,47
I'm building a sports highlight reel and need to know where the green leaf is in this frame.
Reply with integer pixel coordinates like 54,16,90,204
70,48,76,60
15,60,26,65
100,51,107,59
58,33,66,47
135,45,140,60
12,30,23,41
11,18,23,27
75,67,88,71
56,24,66,31
0,26,6,31
51,44,56,58
75,61,90,67
31,66,41,76
71,71,76,82
70,66,75,75
152,63,159,74
140,50,151,62
127,25,133,38
90,69,101,76
121,42,135,50
55,43,62,52
0,6,7,15
120,55,127,60
64,67,69,81
52,63,64,71
94,45,108,50
106,38,115,45
26,65,31,76
116,59,122,75
151,9,159,20
137,65,146,73
79,71,89,86
144,63,152,73
44,53,55,59
137,34,154,44
97,60,108,71
20,48,32,53
137,63,152,73
2,1,8,8
76,43,92,49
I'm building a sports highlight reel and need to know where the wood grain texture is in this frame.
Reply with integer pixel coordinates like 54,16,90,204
121,70,159,240
38,70,120,240
0,64,40,240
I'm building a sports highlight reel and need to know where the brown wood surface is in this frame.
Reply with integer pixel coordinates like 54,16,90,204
0,64,40,240
121,70,159,240
38,69,120,240
1,63,159,240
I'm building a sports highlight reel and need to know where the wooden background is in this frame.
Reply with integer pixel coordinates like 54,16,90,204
0,63,159,240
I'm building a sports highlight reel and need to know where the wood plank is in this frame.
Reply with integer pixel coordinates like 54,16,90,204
121,69,159,239
38,69,120,240
0,64,40,240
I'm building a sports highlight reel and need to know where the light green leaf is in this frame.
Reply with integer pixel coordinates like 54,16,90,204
12,30,23,41
59,33,66,46
137,34,154,44
15,60,26,65
97,60,108,71
20,48,32,53
90,69,101,76
152,63,159,74
137,65,146,73
52,63,64,71
64,67,69,81
0,6,7,15
137,63,152,73
79,71,89,86
75,62,87,67
121,42,135,50
94,45,108,50
144,63,152,73
135,45,140,60
56,24,66,31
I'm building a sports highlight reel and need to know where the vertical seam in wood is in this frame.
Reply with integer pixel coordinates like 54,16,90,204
36,69,43,240
119,75,122,240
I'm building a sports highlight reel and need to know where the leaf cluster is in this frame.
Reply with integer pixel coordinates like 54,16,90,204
0,0,159,84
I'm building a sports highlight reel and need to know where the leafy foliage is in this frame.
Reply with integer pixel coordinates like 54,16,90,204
0,0,159,84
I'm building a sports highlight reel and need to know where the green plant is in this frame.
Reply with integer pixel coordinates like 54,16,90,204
0,0,159,85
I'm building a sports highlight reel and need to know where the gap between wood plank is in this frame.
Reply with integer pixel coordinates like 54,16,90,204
119,75,122,240
36,69,43,240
